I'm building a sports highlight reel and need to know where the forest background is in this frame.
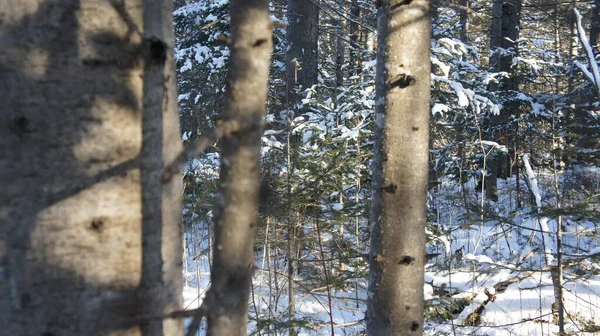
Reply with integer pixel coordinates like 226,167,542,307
175,0,600,335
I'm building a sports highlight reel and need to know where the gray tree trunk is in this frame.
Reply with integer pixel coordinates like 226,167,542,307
286,0,319,106
489,0,521,90
490,0,503,72
0,1,183,335
205,0,272,335
487,0,521,200
367,0,431,335
285,1,319,332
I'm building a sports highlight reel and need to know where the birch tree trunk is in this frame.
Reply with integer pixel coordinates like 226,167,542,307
367,0,431,335
0,1,182,335
205,0,272,335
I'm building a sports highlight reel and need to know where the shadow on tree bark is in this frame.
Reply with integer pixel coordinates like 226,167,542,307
0,1,182,335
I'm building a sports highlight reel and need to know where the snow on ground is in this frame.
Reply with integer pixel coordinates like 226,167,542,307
183,165,600,335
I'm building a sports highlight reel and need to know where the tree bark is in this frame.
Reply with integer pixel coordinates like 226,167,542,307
487,0,521,198
490,0,503,71
205,0,272,335
367,0,430,335
490,0,521,90
285,1,319,332
286,0,319,106
0,1,182,335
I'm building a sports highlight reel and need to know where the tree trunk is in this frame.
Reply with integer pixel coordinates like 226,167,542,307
459,0,469,42
487,0,521,199
348,0,362,79
285,1,319,332
205,0,272,335
367,0,430,335
286,0,319,106
485,153,499,202
591,0,600,52
490,0,522,90
489,0,503,75
335,0,345,91
498,0,521,90
0,1,183,335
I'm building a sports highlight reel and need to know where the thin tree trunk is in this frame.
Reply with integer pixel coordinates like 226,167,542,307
568,0,577,92
335,0,345,91
286,127,297,336
285,2,319,332
591,0,600,52
0,0,182,335
349,0,362,79
367,0,431,334
205,0,273,335
459,0,469,43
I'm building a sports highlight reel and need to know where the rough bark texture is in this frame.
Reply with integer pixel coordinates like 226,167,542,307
286,0,319,105
205,0,272,335
367,0,431,335
0,1,183,335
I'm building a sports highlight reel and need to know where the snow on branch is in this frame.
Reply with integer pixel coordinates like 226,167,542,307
522,153,555,264
574,8,600,98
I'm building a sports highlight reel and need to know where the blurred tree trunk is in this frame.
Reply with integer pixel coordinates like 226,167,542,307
348,0,362,79
0,0,183,335
367,0,430,335
205,0,272,335
335,0,345,91
431,0,439,23
459,0,469,42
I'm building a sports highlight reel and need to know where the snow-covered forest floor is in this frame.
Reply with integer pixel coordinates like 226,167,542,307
181,161,600,335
